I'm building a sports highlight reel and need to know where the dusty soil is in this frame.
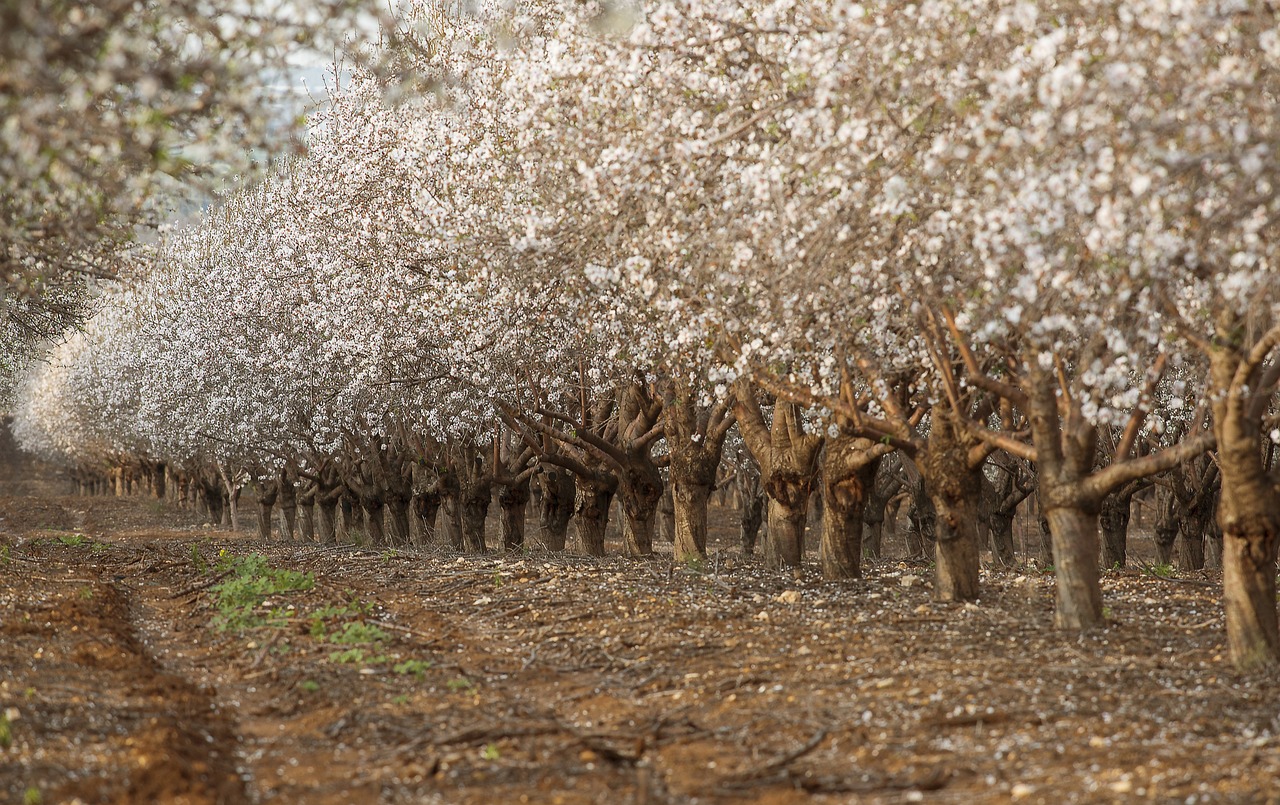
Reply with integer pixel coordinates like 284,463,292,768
1,456,1279,803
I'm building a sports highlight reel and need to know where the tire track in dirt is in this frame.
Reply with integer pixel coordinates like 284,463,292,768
0,531,248,805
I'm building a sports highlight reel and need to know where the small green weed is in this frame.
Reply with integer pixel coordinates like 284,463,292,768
0,710,12,749
1145,562,1175,579
446,676,474,693
392,659,431,679
191,544,208,574
23,787,41,805
77,587,93,601
482,743,500,761
329,647,387,665
57,533,89,547
329,621,389,645
210,553,314,632
1,545,9,565
300,680,320,693
392,694,410,706
681,555,706,574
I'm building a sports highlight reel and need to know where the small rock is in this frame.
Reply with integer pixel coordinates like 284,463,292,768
900,575,920,588
1110,779,1133,794
753,611,770,621
1011,783,1035,799
776,590,802,604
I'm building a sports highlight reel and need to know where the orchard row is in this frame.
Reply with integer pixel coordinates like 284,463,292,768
14,1,1280,669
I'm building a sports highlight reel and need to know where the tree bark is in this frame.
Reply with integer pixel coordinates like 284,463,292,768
672,479,713,562
386,496,411,546
498,482,529,552
412,488,441,547
574,483,614,556
1099,491,1133,570
1046,505,1104,630
536,468,575,551
818,437,884,580
933,493,981,601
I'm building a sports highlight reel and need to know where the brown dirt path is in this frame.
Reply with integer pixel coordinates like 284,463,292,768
0,441,1278,803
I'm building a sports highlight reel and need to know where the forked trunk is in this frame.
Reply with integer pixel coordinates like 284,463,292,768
818,441,881,581
672,480,712,563
1046,505,1104,630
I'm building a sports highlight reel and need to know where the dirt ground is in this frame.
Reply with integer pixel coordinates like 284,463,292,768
2,452,1279,804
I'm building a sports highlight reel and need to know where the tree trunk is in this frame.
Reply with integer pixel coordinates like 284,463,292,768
460,488,489,553
672,479,712,563
574,484,614,556
537,468,575,551
740,493,764,555
278,476,297,542
498,482,529,552
386,496,411,546
1099,492,1132,570
317,498,338,545
1154,486,1178,566
1045,505,1103,630
658,486,675,544
412,489,440,547
932,493,981,601
765,494,807,569
622,507,655,558
363,500,385,545
989,512,1016,567
440,495,464,551
818,439,883,581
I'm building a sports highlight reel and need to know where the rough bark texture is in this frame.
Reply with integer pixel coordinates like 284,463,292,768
863,459,904,561
658,486,675,544
357,501,381,544
574,483,614,556
733,385,822,571
817,437,885,580
1210,339,1280,669
1099,491,1133,570
277,473,297,542
536,468,575,551
498,482,529,552
1046,505,1104,630
735,463,765,555
386,497,411,546
257,483,278,542
672,479,712,562
412,489,440,547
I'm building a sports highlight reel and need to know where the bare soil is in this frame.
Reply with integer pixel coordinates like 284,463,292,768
2,456,1279,803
